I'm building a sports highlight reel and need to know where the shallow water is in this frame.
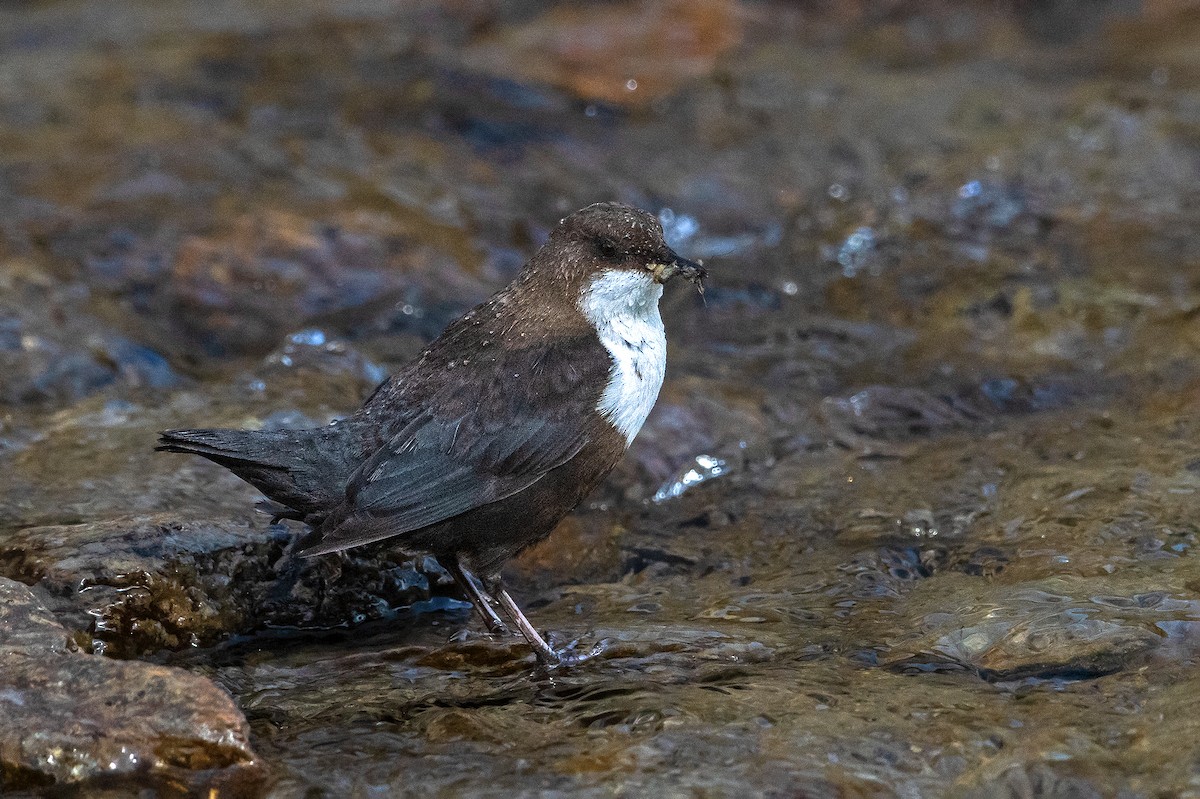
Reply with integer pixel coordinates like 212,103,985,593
3,0,1200,795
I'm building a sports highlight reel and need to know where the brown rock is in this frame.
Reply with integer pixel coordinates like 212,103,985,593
0,578,263,793
165,210,409,357
0,577,70,655
883,577,1167,681
458,0,743,109
0,514,435,657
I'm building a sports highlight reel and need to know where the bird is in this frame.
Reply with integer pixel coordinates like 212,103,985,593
157,202,706,666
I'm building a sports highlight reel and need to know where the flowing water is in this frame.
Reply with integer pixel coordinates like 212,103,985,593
3,1,1200,795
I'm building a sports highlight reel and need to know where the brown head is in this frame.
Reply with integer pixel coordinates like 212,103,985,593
525,202,706,293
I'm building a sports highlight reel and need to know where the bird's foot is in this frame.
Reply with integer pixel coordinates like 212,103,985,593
537,636,611,668
488,585,610,668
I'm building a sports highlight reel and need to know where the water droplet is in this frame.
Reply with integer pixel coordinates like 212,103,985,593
836,226,877,277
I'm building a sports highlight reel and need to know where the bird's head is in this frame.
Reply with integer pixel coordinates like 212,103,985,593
537,202,707,295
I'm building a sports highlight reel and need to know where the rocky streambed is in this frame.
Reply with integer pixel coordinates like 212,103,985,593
3,1,1200,796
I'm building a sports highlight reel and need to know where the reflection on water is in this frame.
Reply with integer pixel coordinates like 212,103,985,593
3,0,1200,795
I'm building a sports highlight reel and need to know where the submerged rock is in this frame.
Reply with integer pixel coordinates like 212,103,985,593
962,763,1109,799
0,578,262,793
883,577,1180,681
821,385,983,457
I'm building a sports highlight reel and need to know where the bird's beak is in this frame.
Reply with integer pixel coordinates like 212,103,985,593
649,250,707,294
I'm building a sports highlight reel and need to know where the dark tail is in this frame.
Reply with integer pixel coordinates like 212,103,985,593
157,426,360,517
157,428,272,463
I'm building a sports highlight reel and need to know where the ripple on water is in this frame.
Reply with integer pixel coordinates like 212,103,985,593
882,576,1200,681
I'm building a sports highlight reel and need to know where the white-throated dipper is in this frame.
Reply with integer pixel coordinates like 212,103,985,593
158,202,706,665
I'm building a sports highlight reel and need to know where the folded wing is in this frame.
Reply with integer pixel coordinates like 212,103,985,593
298,332,610,555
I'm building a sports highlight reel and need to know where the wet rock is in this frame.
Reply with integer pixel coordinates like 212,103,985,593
917,615,1157,681
884,577,1174,681
821,385,983,456
961,546,1011,578
162,211,414,357
252,328,389,403
0,578,262,793
0,393,262,530
962,763,1108,799
717,315,917,398
836,545,939,602
457,0,743,109
0,515,437,657
0,577,72,655
0,271,180,407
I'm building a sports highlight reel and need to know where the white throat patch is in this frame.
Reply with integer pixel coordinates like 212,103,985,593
579,269,667,446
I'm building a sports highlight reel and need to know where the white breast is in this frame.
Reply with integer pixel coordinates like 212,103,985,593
579,269,667,446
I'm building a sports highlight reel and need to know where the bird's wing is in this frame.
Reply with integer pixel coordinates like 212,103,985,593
351,411,589,523
298,333,612,555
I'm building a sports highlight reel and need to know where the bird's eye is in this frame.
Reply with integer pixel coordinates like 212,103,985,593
597,240,620,259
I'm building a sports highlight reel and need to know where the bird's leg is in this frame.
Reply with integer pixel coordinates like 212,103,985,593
441,555,511,637
489,580,607,667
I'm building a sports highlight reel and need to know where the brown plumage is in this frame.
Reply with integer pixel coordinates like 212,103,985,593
157,202,705,665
